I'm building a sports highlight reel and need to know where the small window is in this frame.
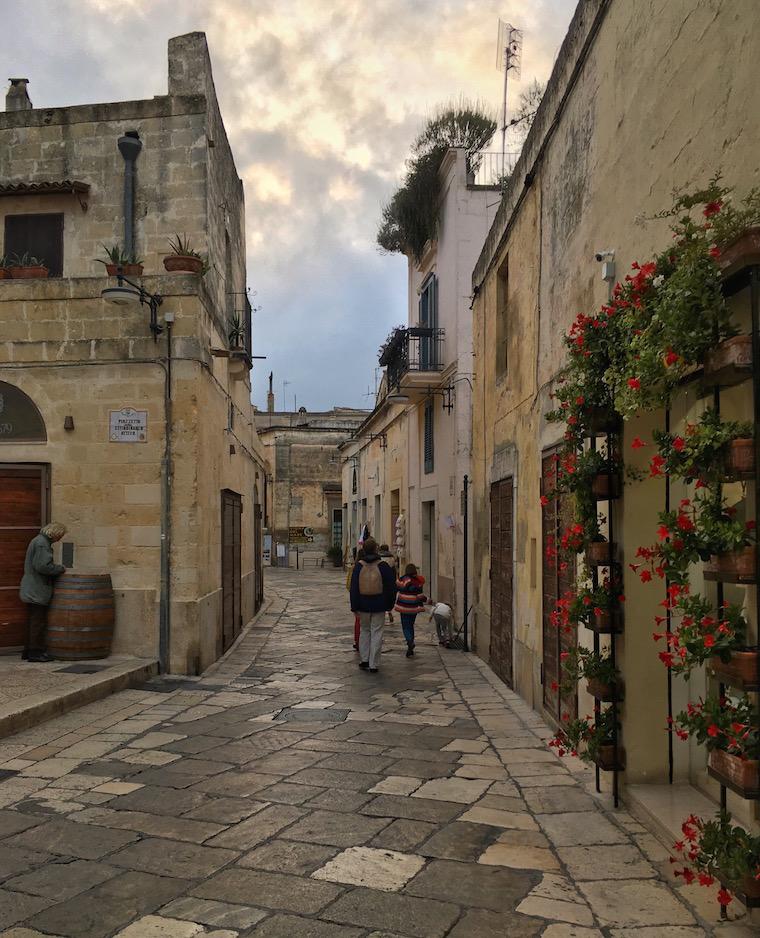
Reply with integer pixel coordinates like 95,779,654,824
4,214,64,277
424,400,434,474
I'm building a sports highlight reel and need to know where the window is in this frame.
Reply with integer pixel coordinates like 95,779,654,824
4,214,63,276
424,400,434,474
352,467,357,494
419,274,437,369
495,255,509,379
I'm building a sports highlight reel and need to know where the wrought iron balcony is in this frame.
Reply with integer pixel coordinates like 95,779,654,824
380,326,445,393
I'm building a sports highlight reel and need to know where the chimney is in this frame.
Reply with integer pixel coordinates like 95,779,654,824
6,78,32,112
267,371,275,414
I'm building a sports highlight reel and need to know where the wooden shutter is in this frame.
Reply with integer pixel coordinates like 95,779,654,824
5,214,64,276
424,400,434,474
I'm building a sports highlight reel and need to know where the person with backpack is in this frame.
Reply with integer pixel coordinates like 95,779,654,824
394,564,427,658
349,537,397,673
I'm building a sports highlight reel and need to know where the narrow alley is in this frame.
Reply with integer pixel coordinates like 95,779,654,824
0,569,742,937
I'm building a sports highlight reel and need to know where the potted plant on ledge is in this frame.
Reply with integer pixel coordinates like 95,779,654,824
164,235,206,275
653,409,754,485
8,253,49,279
549,708,623,770
561,646,622,702
96,244,143,277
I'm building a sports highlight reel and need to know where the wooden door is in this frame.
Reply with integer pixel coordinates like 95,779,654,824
541,451,578,724
0,465,48,648
221,490,242,651
254,501,263,613
490,478,513,687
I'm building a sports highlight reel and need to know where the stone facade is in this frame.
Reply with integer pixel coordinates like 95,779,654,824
470,0,759,836
256,407,368,564
0,33,268,672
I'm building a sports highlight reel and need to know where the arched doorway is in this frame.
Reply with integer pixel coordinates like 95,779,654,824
0,382,49,650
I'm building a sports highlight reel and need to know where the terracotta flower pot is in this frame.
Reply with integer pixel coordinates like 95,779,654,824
164,255,204,274
704,546,756,583
105,263,144,277
591,472,622,500
586,676,620,702
710,650,759,690
583,406,621,436
704,335,752,388
588,608,623,635
717,226,760,277
738,872,760,901
0,268,8,280
708,749,759,794
594,743,625,771
585,540,616,566
723,437,755,481
9,265,49,279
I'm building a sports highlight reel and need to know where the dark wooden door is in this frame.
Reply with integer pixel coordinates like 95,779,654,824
490,478,513,687
0,465,48,648
541,451,578,724
221,490,242,651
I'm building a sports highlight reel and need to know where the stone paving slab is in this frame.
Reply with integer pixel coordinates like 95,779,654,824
0,570,748,935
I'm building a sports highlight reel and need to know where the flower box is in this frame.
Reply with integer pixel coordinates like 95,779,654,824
710,650,759,690
703,335,752,388
586,676,621,702
0,268,8,280
9,265,49,279
708,749,759,796
723,438,755,481
105,263,144,277
704,546,756,583
588,608,623,635
591,472,622,500
594,743,625,771
585,540,616,567
583,406,621,436
164,254,204,274
718,226,760,277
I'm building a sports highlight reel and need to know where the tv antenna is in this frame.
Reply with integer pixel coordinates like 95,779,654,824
496,20,523,184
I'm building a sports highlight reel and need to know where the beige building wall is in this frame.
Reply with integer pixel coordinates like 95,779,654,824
471,0,760,820
0,33,267,673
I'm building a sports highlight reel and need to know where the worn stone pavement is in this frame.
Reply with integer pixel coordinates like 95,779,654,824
0,568,753,938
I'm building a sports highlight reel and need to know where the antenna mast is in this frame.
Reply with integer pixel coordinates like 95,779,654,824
496,20,523,185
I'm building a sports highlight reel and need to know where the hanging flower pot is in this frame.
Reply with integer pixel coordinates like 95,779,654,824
708,749,759,795
710,650,759,690
591,472,622,500
717,226,760,277
704,545,756,583
586,676,621,702
593,743,625,771
704,334,752,388
589,608,623,635
583,406,621,436
723,437,755,481
586,539,616,567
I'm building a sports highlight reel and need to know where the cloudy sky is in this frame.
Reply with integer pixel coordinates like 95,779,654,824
2,0,575,411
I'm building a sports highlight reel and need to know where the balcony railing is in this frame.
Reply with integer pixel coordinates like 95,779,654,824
381,327,445,390
466,151,520,188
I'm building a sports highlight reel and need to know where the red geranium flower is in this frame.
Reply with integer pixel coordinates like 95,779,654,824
631,436,646,449
717,888,733,906
703,200,723,217
664,349,679,366
672,436,685,452
627,377,641,391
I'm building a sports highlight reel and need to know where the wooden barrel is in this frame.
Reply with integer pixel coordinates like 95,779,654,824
47,573,115,660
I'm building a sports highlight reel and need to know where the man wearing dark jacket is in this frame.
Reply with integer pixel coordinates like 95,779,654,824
350,537,396,673
19,522,66,662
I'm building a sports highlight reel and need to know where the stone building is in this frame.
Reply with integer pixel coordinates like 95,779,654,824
0,33,268,673
255,399,367,564
344,148,498,622
470,0,758,850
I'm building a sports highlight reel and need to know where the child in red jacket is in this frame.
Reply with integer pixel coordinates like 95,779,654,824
394,564,427,657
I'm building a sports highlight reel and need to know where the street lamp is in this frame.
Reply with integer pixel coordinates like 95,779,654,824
101,271,163,341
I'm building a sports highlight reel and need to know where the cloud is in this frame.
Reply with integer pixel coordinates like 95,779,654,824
1,0,576,410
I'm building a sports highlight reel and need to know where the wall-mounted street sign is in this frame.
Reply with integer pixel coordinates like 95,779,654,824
289,526,314,544
109,408,148,443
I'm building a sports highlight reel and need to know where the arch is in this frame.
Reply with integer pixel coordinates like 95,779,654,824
0,382,47,442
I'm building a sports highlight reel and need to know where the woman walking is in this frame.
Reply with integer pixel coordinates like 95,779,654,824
394,564,427,658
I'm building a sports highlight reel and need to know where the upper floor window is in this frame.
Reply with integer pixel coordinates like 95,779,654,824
419,274,438,370
4,213,63,277
424,399,434,474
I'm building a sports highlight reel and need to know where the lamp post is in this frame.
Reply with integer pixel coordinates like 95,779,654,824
101,271,163,341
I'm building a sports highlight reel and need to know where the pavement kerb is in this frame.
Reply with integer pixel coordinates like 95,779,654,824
200,587,286,680
0,656,158,741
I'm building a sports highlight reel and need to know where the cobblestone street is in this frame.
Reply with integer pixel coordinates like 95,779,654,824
0,569,751,937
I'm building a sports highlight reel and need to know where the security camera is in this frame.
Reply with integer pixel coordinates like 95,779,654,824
594,249,615,262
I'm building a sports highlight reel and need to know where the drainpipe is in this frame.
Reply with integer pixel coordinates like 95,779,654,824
117,130,142,259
